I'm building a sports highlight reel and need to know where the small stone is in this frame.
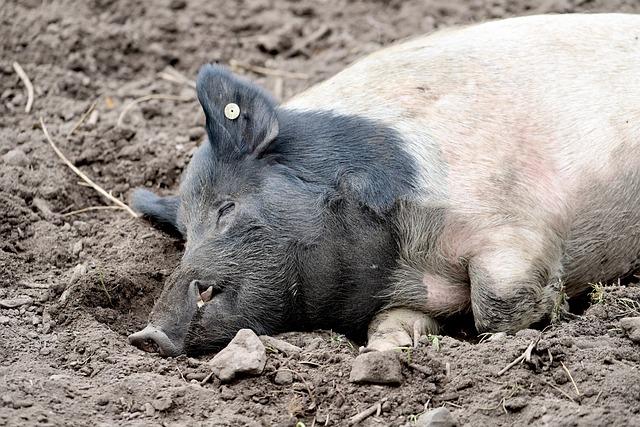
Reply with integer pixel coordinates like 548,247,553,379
219,386,236,401
31,315,42,325
274,370,293,385
2,148,29,167
504,396,528,412
72,240,83,256
169,0,186,9
87,110,99,127
39,347,51,356
305,337,324,351
70,263,87,284
152,391,173,411
209,329,266,382
620,317,640,343
0,316,10,325
260,335,302,355
32,198,53,219
0,296,33,309
27,331,38,339
488,332,507,342
349,351,403,386
415,407,457,427
96,395,110,406
144,402,155,416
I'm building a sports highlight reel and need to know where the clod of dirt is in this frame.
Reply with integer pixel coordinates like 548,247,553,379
0,296,33,309
274,369,294,385
349,351,403,386
2,148,29,167
414,407,457,427
260,335,302,355
152,390,173,412
209,329,267,382
619,317,640,343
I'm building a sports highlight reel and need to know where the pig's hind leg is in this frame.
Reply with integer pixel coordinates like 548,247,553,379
468,246,565,334
365,308,439,352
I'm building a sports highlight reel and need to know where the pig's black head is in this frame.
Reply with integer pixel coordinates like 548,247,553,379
129,64,417,356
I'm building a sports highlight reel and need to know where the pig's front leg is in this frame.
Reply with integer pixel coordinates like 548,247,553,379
365,308,439,352
468,244,564,333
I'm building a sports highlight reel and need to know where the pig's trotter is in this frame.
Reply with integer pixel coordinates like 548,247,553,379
468,247,563,333
365,308,439,351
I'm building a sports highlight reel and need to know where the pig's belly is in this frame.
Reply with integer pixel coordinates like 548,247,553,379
562,171,640,293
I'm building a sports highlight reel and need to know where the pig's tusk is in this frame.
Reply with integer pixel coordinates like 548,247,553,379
197,286,214,308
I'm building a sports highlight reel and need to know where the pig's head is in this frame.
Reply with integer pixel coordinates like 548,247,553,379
129,64,416,356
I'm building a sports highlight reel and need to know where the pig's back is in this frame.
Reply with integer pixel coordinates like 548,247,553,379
285,13,640,288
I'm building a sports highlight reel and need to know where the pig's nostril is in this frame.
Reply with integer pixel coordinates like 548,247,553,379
128,325,181,357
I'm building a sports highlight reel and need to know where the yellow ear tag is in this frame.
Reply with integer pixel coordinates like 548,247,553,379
224,103,240,120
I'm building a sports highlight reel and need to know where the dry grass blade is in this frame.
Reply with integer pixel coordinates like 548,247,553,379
12,61,34,113
68,99,98,137
62,206,126,217
229,59,310,80
544,380,576,402
117,94,193,127
561,361,581,396
40,118,138,218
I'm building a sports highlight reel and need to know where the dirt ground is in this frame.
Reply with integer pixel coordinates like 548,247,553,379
2,0,640,426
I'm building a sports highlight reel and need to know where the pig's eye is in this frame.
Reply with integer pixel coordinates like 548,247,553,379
217,202,235,220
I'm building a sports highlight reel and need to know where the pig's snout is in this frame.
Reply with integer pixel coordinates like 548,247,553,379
128,325,181,357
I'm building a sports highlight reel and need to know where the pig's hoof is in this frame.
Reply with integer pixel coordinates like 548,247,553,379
365,308,438,352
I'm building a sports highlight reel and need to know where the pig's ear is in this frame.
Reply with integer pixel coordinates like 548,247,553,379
132,189,184,238
196,64,279,157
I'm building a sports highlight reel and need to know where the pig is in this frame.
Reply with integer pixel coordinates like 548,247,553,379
128,13,640,356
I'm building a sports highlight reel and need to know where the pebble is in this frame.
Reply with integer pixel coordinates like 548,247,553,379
349,351,403,385
2,148,29,167
219,386,236,401
144,402,155,416
273,370,294,385
0,316,10,325
39,347,51,356
96,395,110,406
0,297,33,309
620,317,640,343
305,337,324,351
32,198,53,218
504,396,528,411
414,407,457,427
488,332,507,342
209,329,266,382
259,335,302,355
72,240,83,256
32,315,42,325
152,391,173,411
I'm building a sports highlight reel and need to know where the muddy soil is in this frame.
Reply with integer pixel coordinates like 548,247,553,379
2,0,640,426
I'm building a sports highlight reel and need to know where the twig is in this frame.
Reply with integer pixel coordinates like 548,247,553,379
348,398,386,425
285,25,331,58
561,362,581,396
200,371,215,385
279,369,315,404
117,94,193,127
40,118,139,218
498,337,540,376
406,362,431,375
22,282,51,289
229,59,309,80
12,61,34,113
443,401,463,409
176,365,187,383
62,206,126,217
544,380,576,402
68,99,98,137
158,66,196,88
